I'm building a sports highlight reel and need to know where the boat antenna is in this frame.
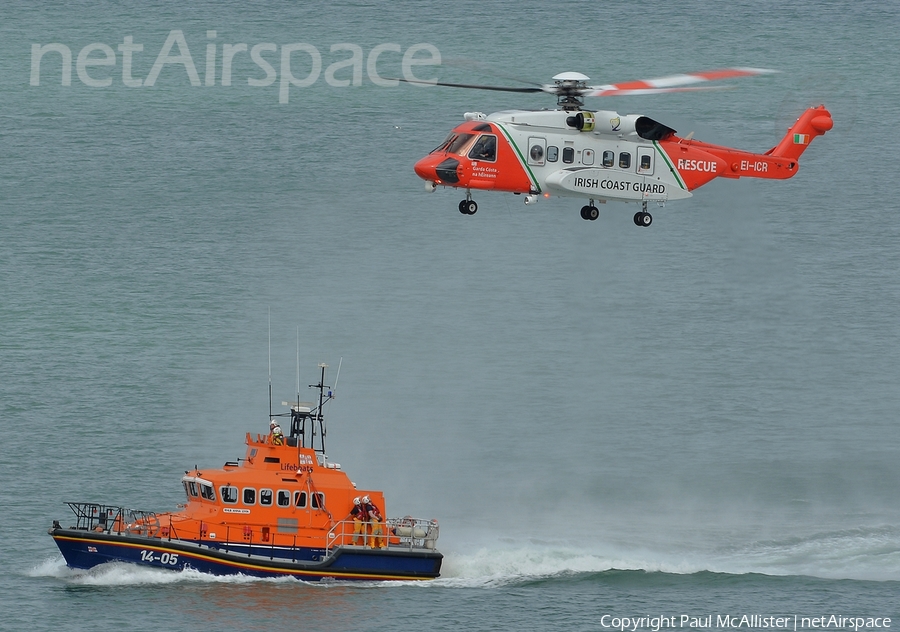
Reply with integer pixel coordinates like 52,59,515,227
267,308,273,422
332,357,343,399
296,327,301,410
309,363,330,454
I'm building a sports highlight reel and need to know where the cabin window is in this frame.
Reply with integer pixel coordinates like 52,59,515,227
243,488,256,505
277,490,291,507
293,491,307,508
547,146,559,162
200,483,215,501
562,147,575,164
311,492,325,509
619,152,631,169
582,148,595,166
637,149,654,175
221,486,238,504
182,481,192,500
527,137,546,166
260,489,273,506
468,135,497,162
188,481,199,497
602,151,614,167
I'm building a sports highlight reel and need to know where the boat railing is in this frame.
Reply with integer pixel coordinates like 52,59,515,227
62,502,160,536
326,517,439,552
59,503,439,559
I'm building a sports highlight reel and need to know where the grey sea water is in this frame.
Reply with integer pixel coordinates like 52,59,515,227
2,0,899,630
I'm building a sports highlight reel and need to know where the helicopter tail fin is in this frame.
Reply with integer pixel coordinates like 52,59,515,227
767,105,833,161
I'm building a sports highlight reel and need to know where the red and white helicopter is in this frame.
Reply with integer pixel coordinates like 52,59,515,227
408,68,833,226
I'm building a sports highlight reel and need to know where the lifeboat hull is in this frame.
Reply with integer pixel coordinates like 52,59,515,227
50,527,443,581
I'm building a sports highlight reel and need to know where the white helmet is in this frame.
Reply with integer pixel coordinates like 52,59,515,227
353,497,360,505
362,495,370,504
270,419,277,427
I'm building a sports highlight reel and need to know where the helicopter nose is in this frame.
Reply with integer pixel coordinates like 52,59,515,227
414,155,461,184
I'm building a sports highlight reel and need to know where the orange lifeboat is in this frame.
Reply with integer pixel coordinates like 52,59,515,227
49,363,442,581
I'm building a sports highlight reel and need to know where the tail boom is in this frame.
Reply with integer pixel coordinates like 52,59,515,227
661,106,832,190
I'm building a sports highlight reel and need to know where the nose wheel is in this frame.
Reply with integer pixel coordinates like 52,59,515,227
580,203,599,221
459,198,477,215
633,202,652,227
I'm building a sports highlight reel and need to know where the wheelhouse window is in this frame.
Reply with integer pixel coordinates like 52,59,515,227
602,151,615,167
199,483,215,501
562,147,575,164
547,146,559,162
243,488,256,505
260,489,273,506
221,486,238,504
293,491,307,508
468,135,497,161
188,481,198,497
277,490,291,507
619,152,631,169
311,492,325,509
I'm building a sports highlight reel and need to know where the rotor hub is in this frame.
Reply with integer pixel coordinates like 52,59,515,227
551,72,590,111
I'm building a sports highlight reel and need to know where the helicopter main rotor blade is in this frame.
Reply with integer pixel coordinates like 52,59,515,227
391,77,546,93
583,67,778,97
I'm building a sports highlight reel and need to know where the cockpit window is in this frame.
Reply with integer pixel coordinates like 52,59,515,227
431,132,456,153
468,135,497,162
447,133,475,154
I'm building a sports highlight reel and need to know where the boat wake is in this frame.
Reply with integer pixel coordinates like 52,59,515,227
432,524,900,587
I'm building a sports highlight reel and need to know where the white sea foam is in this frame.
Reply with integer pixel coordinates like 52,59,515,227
29,556,309,586
430,525,900,587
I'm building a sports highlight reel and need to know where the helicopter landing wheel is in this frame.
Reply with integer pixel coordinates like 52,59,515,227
580,205,599,221
634,211,652,227
458,199,477,215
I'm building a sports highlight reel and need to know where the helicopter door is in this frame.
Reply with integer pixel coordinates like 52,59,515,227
527,137,546,166
636,146,654,175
